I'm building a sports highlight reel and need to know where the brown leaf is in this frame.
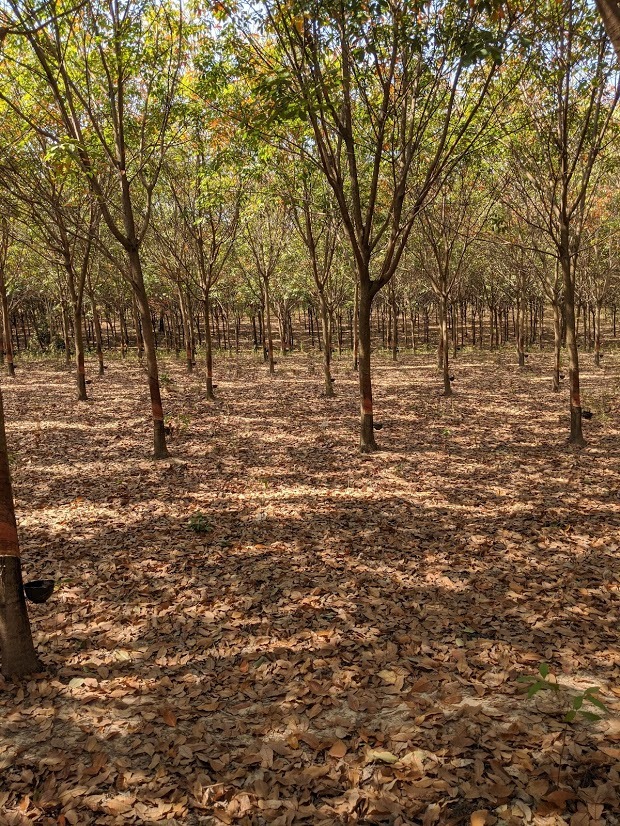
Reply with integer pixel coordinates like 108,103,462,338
328,740,347,759
160,707,177,727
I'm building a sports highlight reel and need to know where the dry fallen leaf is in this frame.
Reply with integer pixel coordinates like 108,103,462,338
328,740,347,759
160,707,177,727
366,748,399,764
1,353,619,826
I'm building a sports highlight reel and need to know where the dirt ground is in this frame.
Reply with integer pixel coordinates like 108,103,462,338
1,346,619,826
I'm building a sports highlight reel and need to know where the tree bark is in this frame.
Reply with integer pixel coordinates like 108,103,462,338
132,294,144,360
129,249,168,459
516,275,526,367
561,249,584,446
61,305,72,366
88,284,105,376
203,294,215,401
72,303,88,401
439,296,452,396
0,389,42,677
353,280,359,372
596,0,620,62
263,278,275,375
358,281,377,453
390,291,398,362
319,294,334,396
552,301,562,392
178,285,193,372
594,300,602,366
0,269,15,377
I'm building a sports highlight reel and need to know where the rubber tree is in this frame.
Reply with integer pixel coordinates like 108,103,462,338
242,0,515,451
0,143,99,400
507,0,620,445
596,0,620,60
158,142,242,400
288,161,341,396
1,0,184,458
585,226,615,367
416,166,490,397
0,220,15,377
243,195,286,376
494,179,566,388
0,388,42,677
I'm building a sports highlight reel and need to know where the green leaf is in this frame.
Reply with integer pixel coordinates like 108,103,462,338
565,710,577,722
572,696,583,710
539,663,550,678
587,696,608,712
527,680,545,698
580,711,602,722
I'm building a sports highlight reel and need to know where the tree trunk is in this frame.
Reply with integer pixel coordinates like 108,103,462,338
132,294,144,360
451,304,458,359
391,293,398,362
597,0,620,61
358,281,377,453
129,249,168,458
178,286,193,372
278,309,286,356
0,389,42,678
594,301,602,367
353,280,359,371
439,296,452,396
72,303,88,401
89,290,105,376
263,278,275,375
203,294,215,401
61,305,71,366
0,269,15,377
561,251,584,446
552,301,562,392
516,278,526,367
319,294,334,397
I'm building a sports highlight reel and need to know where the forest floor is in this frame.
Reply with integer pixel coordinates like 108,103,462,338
1,346,620,826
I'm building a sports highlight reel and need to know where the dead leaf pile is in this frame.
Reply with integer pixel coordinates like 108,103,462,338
0,349,619,825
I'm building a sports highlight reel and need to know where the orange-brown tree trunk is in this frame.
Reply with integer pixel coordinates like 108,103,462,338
0,389,42,677
129,249,168,459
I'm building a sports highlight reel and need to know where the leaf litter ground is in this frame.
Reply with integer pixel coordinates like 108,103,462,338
1,348,619,826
